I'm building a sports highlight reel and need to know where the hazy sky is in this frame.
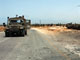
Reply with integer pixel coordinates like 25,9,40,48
0,0,80,24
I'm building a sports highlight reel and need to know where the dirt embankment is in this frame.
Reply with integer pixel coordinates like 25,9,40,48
34,26,80,45
0,26,5,32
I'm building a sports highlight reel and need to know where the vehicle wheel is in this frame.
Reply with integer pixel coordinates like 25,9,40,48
25,31,27,35
21,30,25,36
5,32,9,37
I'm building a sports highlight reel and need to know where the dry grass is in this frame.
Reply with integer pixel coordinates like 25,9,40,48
33,26,80,45
33,26,72,35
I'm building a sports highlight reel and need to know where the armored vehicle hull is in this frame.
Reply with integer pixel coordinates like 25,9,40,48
4,16,27,37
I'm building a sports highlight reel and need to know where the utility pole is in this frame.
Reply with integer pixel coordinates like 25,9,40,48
40,20,41,25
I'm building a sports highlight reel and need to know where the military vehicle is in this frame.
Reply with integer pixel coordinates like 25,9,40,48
3,15,27,37
66,23,80,30
26,20,31,29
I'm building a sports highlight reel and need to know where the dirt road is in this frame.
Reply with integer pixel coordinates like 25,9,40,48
0,29,80,60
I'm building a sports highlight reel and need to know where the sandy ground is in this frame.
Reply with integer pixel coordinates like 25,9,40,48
0,29,77,60
33,26,80,57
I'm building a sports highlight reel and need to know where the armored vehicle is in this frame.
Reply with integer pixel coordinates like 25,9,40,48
66,23,80,30
26,20,31,29
3,16,27,37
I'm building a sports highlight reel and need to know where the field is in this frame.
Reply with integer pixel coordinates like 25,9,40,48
33,26,80,57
